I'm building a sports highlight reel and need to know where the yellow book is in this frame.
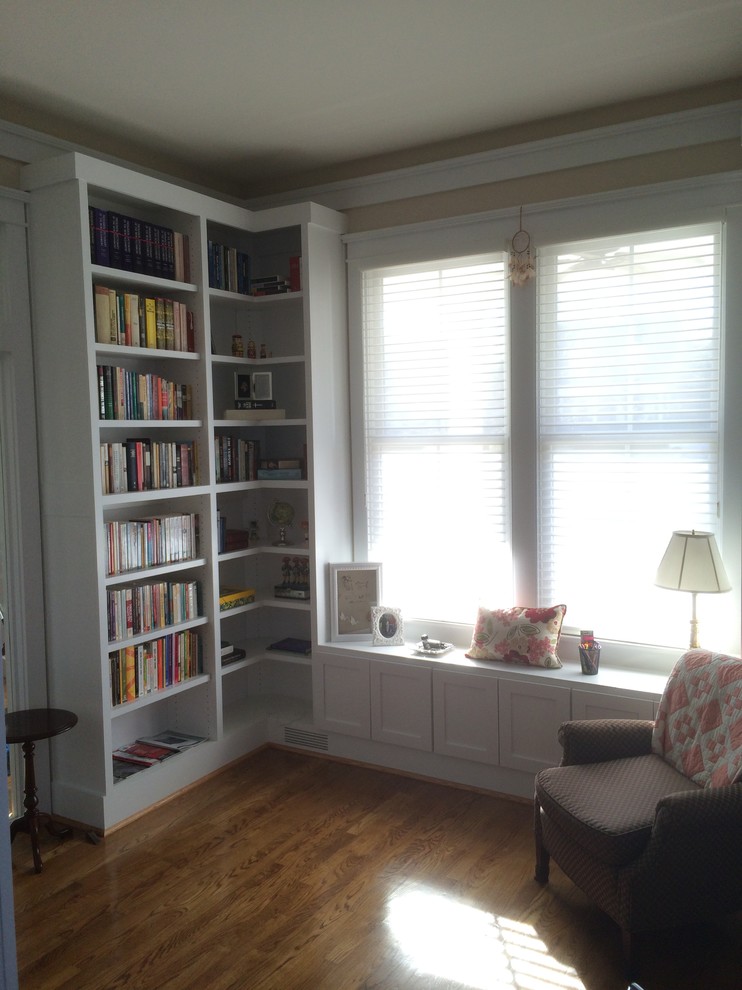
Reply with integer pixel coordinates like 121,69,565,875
144,297,157,349
125,646,137,701
219,587,256,611
94,285,116,344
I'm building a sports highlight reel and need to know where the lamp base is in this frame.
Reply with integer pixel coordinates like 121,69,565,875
689,592,700,649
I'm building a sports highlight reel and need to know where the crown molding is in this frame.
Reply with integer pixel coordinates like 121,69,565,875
245,101,742,212
341,170,742,249
2,99,740,217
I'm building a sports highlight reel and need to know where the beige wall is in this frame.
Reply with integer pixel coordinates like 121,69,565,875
2,78,741,231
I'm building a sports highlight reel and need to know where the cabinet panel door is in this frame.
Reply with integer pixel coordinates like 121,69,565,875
370,660,432,751
432,669,499,764
498,679,571,773
313,654,370,738
571,689,656,721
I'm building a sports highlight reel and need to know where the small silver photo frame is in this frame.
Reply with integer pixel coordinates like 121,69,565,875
251,371,273,400
371,606,404,647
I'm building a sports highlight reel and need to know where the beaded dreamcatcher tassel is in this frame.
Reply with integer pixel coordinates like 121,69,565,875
509,207,535,286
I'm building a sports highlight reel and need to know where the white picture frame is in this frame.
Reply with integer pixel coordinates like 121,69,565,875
329,562,382,642
371,605,404,647
251,371,273,400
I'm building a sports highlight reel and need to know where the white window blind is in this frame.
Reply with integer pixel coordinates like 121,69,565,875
361,256,509,623
538,223,723,645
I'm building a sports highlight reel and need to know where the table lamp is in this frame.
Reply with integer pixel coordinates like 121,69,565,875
655,529,731,649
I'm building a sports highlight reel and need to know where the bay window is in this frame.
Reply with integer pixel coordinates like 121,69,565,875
348,196,740,659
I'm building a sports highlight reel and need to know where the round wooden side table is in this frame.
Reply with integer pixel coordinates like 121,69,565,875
5,707,78,873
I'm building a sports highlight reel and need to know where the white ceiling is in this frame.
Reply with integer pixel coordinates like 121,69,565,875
1,0,740,196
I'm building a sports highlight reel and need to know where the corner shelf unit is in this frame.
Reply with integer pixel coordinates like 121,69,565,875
23,153,352,831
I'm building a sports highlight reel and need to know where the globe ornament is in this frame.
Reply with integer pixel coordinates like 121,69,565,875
267,500,295,546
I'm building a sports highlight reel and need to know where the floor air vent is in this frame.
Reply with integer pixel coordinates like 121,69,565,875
283,727,329,751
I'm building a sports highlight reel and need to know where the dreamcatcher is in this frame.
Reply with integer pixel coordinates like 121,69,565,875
508,207,535,286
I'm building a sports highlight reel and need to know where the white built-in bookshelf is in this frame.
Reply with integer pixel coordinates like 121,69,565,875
22,153,352,831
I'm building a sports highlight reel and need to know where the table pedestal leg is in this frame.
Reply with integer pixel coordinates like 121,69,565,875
9,739,43,873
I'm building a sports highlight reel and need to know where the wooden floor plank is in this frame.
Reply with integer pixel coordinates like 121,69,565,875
11,747,742,989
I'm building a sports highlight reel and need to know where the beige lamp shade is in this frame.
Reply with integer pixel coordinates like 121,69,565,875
656,530,731,649
655,530,731,593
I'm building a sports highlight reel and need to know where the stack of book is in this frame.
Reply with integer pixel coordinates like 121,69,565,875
113,740,178,766
105,512,199,575
221,640,247,666
109,629,202,706
97,364,193,420
219,587,256,611
208,241,251,294
268,637,312,656
223,407,286,421
89,208,190,281
256,458,302,480
106,578,200,641
100,438,198,494
214,436,260,482
112,729,205,780
94,285,195,351
250,275,291,295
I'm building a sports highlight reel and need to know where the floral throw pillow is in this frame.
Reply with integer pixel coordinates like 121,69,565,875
466,605,566,668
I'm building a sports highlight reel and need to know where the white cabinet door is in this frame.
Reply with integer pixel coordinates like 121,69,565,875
313,653,370,738
370,660,432,751
432,668,499,764
498,678,571,773
571,689,656,721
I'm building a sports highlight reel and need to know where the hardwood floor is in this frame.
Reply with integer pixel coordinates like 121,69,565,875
11,747,742,990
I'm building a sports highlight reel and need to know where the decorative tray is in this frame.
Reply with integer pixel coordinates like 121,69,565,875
412,636,455,658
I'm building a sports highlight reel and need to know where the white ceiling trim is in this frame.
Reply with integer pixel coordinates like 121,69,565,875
342,170,742,255
246,101,742,212
0,118,243,205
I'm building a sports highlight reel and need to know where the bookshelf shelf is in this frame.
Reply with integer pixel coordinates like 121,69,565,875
95,344,201,362
98,420,203,430
213,418,308,428
211,354,304,367
23,151,350,831
108,615,209,649
102,484,210,506
91,264,198,294
208,287,303,305
108,673,211,718
105,557,207,586
218,544,310,561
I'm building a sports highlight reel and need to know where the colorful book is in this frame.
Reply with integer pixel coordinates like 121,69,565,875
136,730,205,751
219,587,256,611
115,741,177,763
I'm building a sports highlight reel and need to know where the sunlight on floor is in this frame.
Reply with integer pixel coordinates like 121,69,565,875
386,886,586,990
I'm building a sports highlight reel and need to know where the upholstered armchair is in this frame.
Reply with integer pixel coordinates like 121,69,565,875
534,649,742,973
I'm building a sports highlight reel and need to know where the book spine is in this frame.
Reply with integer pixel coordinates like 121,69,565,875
90,207,111,266
289,255,301,292
234,399,277,410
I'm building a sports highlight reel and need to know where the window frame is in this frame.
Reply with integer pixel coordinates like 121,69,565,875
346,180,742,668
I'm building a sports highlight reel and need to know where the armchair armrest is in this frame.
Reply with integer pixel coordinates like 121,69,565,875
630,784,742,920
558,718,654,766
652,783,742,841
